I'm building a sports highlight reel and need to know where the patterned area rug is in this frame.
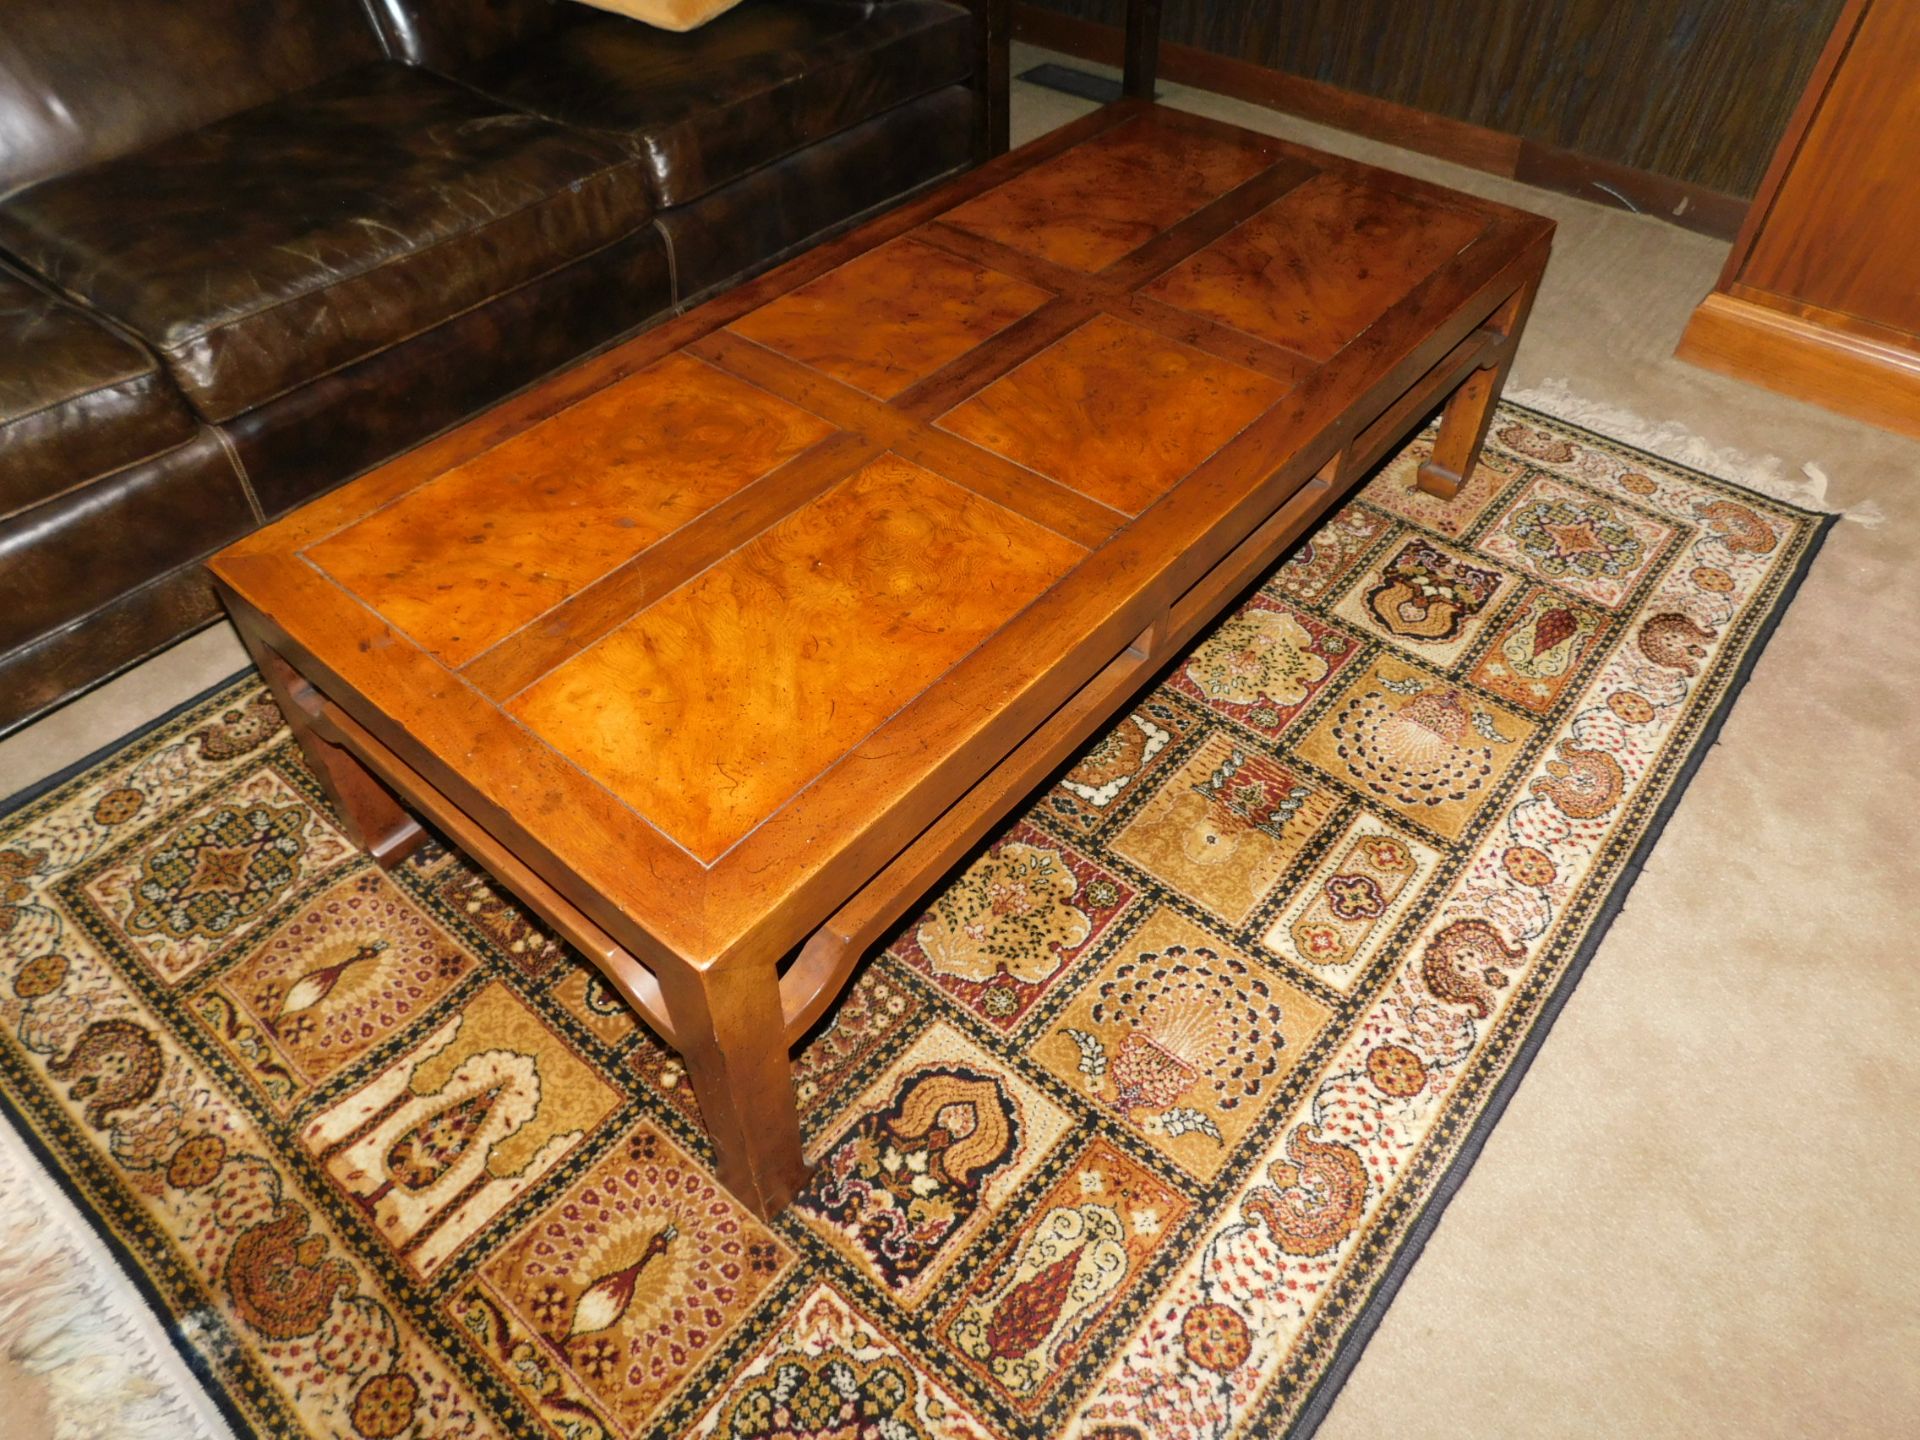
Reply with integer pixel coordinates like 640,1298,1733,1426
0,406,1828,1440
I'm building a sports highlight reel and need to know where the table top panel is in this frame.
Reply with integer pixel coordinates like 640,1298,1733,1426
726,236,1054,400
1144,171,1492,361
936,312,1292,515
308,353,834,668
941,107,1279,271
213,102,1552,964
507,453,1086,861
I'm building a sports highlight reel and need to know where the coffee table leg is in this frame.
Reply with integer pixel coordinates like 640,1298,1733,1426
226,601,425,868
657,957,811,1220
1417,270,1542,500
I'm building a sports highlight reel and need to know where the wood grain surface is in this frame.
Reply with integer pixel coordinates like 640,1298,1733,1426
213,101,1552,1214
728,236,1053,399
1021,0,1840,197
1730,0,1920,331
942,106,1277,270
1676,0,1920,439
1144,172,1488,360
309,354,833,667
509,453,1086,860
939,312,1290,513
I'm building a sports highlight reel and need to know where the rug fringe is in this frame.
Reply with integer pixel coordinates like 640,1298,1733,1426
1505,379,1880,525
0,1122,233,1440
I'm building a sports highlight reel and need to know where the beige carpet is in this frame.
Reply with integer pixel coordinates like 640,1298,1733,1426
1,47,1914,1436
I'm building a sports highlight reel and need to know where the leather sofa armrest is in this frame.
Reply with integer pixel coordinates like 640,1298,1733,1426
841,0,1007,160
360,0,561,71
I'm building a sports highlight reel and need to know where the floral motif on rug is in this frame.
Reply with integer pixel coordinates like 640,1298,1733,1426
0,407,1828,1440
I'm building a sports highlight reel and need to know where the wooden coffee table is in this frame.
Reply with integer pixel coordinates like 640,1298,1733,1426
210,102,1551,1218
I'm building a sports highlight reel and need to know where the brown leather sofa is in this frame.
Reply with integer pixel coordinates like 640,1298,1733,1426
0,0,1004,735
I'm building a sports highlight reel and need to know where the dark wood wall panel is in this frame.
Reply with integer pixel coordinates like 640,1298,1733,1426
1028,0,1843,196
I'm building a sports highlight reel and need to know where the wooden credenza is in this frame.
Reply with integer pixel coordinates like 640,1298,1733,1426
1676,0,1920,437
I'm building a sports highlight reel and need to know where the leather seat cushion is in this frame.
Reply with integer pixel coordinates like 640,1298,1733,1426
0,63,656,422
462,0,974,208
0,265,196,518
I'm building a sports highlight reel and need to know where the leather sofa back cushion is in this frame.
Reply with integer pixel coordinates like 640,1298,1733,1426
568,0,748,33
466,0,974,208
0,0,382,195
0,65,655,424
359,0,563,71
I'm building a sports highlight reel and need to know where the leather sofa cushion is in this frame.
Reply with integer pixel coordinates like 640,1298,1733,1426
0,265,197,518
0,64,656,422
0,428,254,658
460,0,974,208
0,0,384,196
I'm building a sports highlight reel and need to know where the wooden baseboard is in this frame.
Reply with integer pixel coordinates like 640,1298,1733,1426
1511,142,1748,240
1011,4,1748,240
1677,291,1920,439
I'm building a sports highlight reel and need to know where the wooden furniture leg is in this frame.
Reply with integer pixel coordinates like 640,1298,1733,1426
1416,270,1541,498
974,0,1011,160
1124,0,1162,99
655,955,811,1220
228,604,425,868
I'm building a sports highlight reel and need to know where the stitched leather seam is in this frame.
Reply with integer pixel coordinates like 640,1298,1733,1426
210,426,264,523
683,12,970,112
653,216,682,306
0,428,206,526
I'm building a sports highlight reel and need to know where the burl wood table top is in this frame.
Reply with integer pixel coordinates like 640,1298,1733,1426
211,102,1553,977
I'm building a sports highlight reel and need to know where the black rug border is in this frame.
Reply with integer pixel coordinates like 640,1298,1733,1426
1287,504,1838,1439
0,664,257,820
0,664,261,1439
0,489,1838,1440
